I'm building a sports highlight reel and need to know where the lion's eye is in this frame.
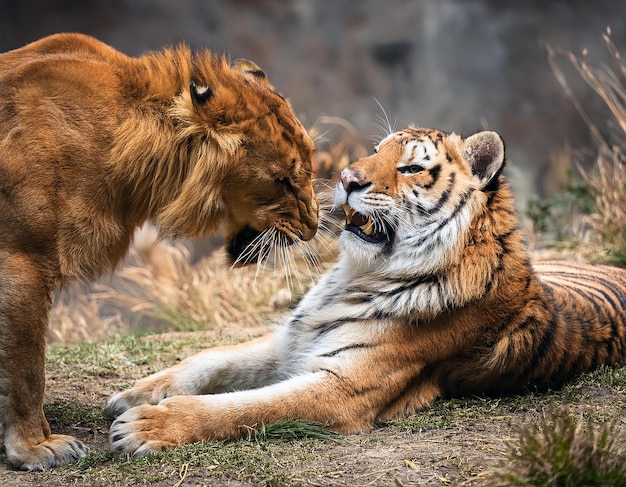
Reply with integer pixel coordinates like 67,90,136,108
276,177,295,191
398,164,424,174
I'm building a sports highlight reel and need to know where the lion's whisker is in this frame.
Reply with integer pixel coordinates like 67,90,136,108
284,236,300,295
253,228,277,286
312,235,335,259
274,234,291,297
295,242,322,280
232,222,332,295
233,227,275,276
319,215,344,233
233,240,261,268
289,246,306,293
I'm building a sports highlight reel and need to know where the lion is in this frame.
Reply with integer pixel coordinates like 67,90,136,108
0,33,318,471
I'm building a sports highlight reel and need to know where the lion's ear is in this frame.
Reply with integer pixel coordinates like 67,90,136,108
231,59,273,89
462,131,504,188
189,80,214,105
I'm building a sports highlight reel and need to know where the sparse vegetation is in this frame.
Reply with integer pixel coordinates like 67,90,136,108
497,407,626,487
529,29,626,266
22,338,626,486
247,419,344,443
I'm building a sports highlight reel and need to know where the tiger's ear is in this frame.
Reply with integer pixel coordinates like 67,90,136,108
231,58,273,89
462,131,504,188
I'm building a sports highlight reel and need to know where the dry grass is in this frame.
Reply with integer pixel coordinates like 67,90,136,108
48,219,336,345
582,147,626,263
48,117,366,344
497,406,626,486
538,29,626,265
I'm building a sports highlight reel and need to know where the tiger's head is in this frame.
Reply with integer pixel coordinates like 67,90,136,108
334,127,505,274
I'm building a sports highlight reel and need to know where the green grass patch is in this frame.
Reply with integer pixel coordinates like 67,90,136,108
44,402,108,425
385,363,626,436
46,334,212,377
386,392,558,434
246,418,343,443
39,334,626,486
568,364,626,392
47,422,342,486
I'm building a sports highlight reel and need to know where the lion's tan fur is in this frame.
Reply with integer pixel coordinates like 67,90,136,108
0,33,317,470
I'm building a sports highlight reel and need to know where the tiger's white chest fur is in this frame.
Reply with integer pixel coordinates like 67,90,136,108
273,129,507,376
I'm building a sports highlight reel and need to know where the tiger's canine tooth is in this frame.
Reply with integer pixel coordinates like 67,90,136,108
342,205,374,234
360,220,374,235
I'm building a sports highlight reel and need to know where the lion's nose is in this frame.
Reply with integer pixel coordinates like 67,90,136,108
301,225,317,241
299,196,319,241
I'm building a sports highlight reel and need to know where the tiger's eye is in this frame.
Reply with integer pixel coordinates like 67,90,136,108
398,164,424,174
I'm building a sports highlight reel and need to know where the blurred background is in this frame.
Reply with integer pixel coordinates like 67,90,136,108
2,0,624,342
2,0,624,196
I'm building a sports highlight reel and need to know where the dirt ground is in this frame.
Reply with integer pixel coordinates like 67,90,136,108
0,328,624,487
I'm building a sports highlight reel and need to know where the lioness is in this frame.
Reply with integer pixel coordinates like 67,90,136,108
0,33,318,471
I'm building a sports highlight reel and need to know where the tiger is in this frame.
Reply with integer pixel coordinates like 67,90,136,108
105,126,626,456
0,33,318,470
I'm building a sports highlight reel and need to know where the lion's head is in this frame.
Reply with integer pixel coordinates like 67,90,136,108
150,55,319,264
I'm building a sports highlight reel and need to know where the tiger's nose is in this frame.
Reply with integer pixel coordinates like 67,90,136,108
340,167,368,194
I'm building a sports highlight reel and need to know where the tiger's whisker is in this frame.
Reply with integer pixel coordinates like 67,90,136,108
373,98,395,137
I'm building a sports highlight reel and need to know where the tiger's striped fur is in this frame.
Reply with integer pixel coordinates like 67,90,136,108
106,127,626,455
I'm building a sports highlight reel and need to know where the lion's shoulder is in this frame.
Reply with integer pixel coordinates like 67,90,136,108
0,33,125,67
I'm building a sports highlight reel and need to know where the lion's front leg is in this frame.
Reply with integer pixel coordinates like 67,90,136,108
104,335,281,418
110,370,374,456
0,252,88,470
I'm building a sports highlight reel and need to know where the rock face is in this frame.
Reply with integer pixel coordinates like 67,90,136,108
1,0,624,194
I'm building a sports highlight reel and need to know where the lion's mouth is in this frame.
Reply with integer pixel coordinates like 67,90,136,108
227,225,297,265
342,205,389,244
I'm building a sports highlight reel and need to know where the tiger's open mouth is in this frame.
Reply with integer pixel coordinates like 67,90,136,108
342,205,389,244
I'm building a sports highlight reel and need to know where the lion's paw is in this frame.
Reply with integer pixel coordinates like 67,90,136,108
5,433,89,471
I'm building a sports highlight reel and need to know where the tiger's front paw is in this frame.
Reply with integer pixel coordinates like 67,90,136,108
109,397,205,456
104,374,183,419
